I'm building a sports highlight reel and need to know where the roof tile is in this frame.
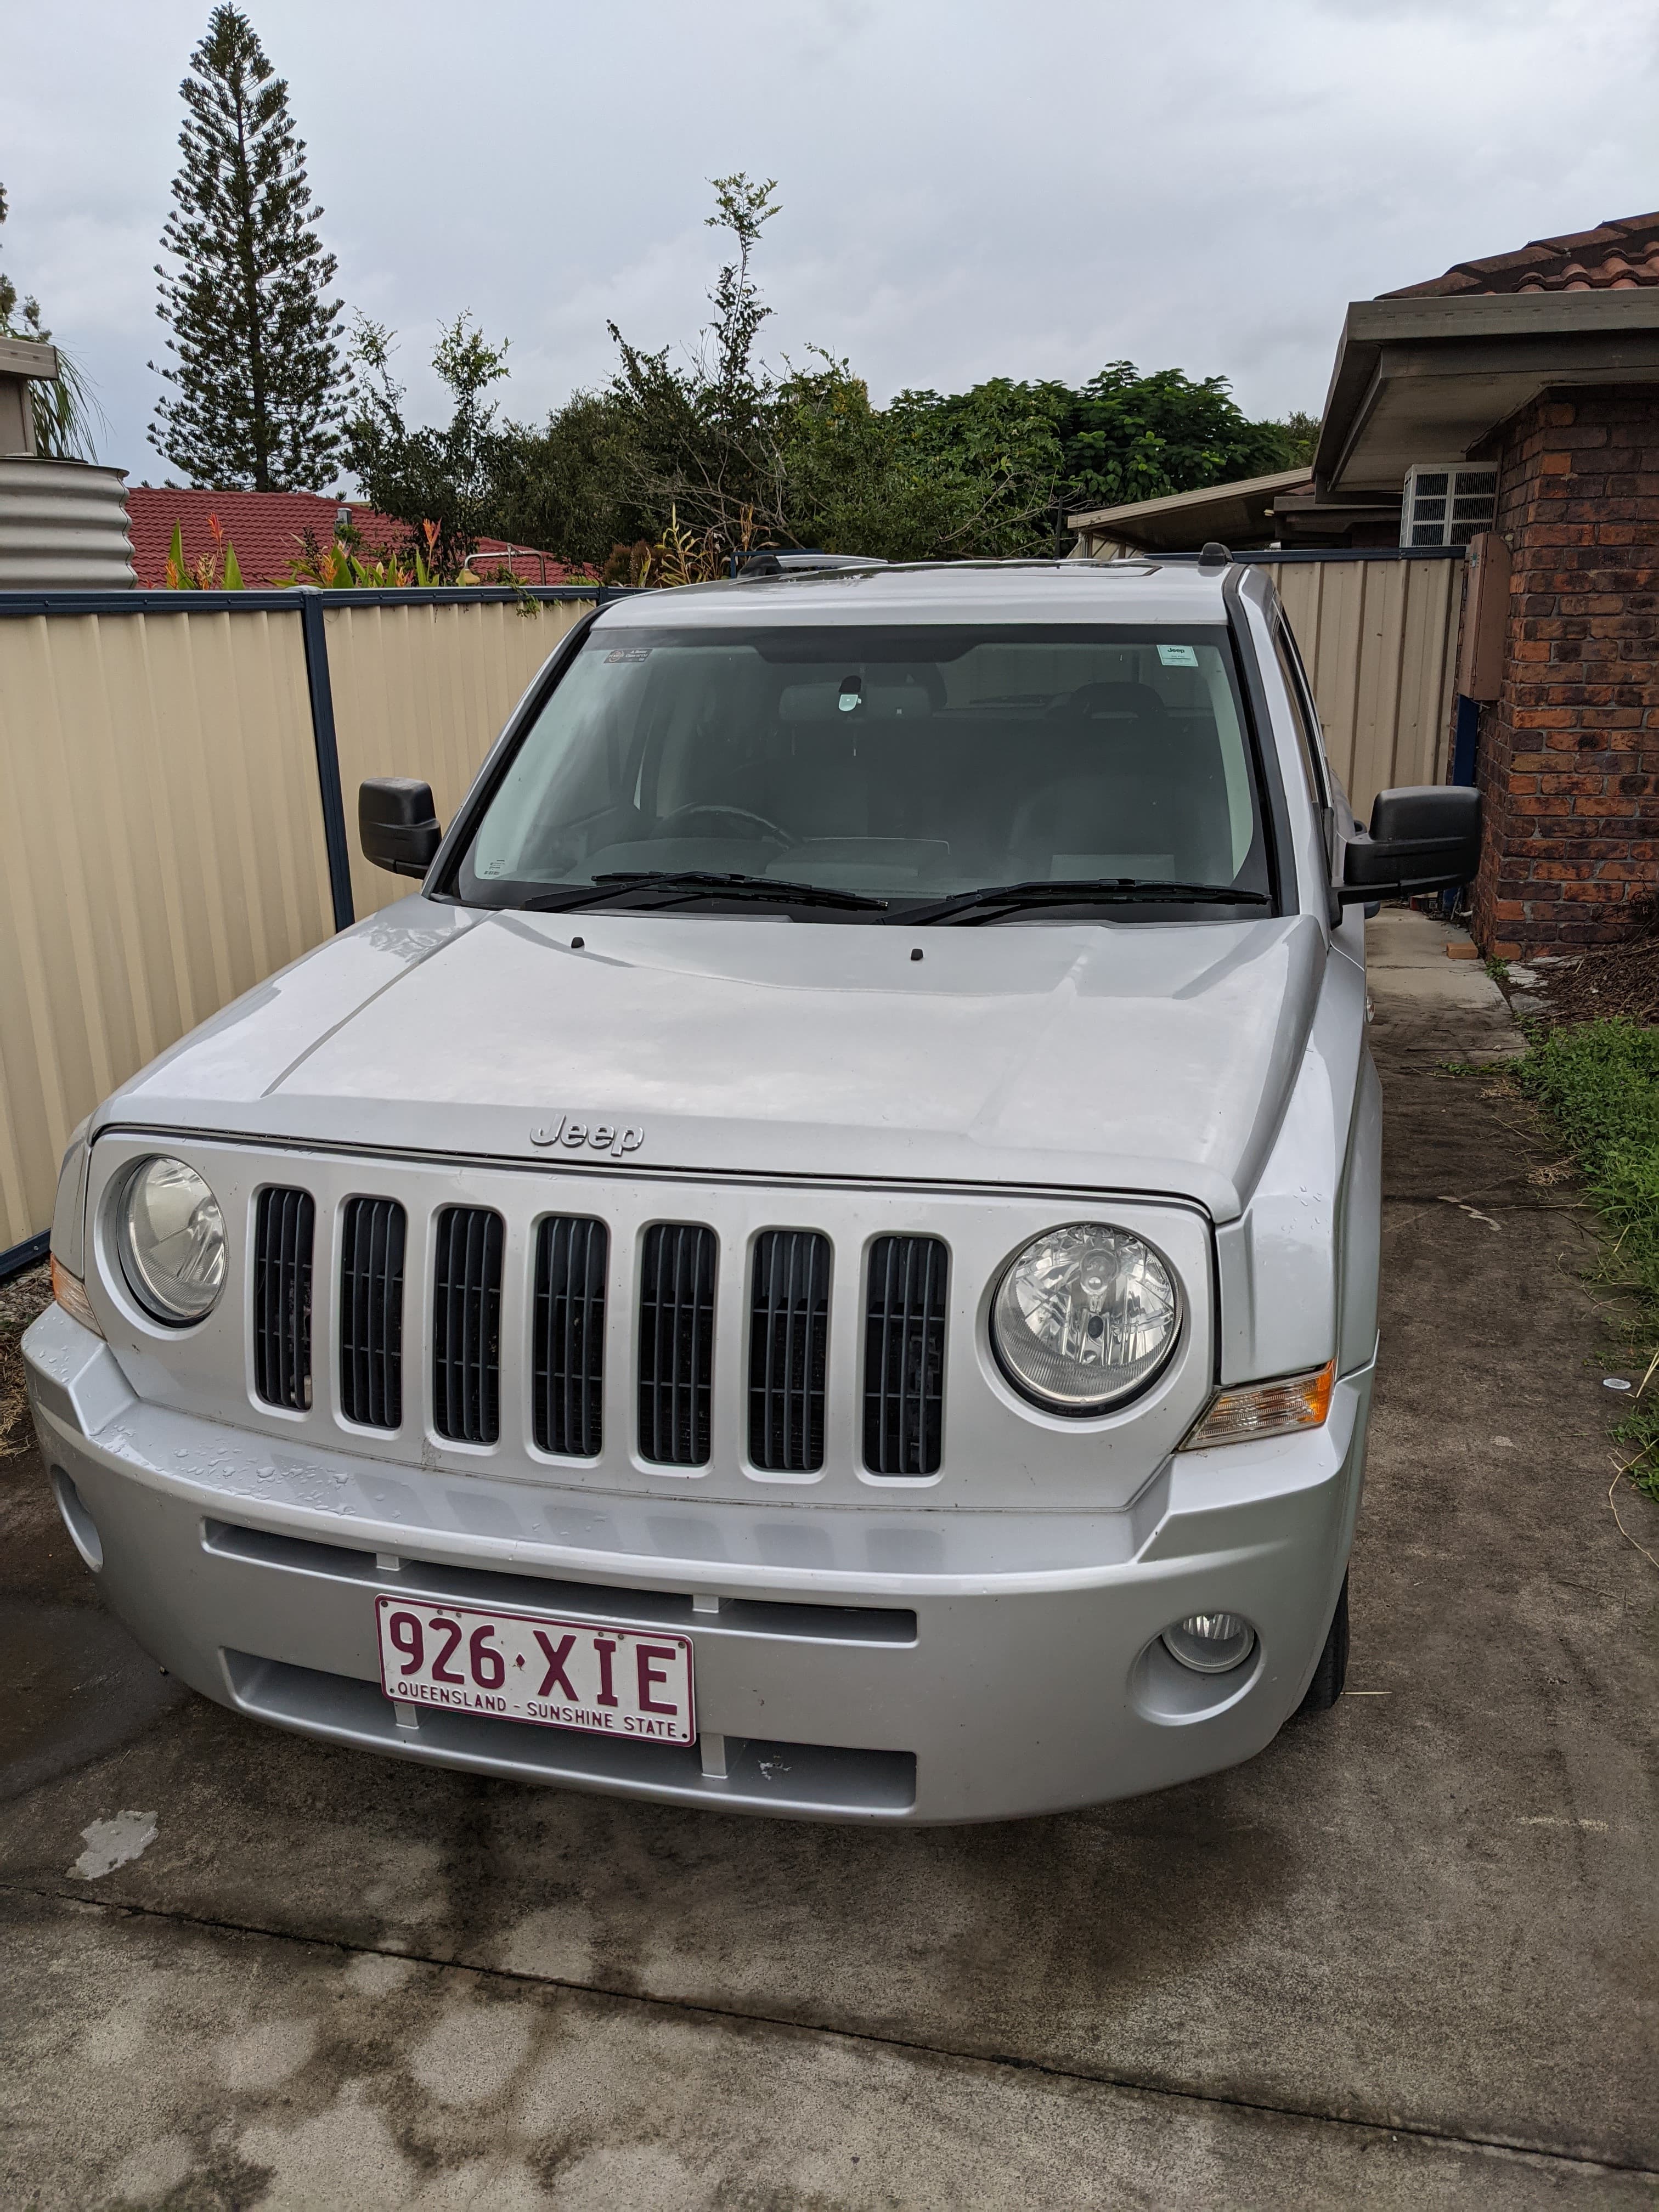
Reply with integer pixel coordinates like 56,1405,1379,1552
1385,211,1659,298
123,487,578,588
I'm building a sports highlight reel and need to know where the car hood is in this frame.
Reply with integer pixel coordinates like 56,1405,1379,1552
105,898,1329,1220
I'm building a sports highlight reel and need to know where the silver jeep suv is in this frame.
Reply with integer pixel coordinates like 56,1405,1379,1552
26,554,1477,1822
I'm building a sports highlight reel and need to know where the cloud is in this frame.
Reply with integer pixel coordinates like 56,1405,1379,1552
4,0,1656,477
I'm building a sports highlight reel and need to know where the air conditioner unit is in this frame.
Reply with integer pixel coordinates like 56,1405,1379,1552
1401,464,1497,548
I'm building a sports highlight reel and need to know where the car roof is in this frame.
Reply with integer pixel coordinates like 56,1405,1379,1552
591,558,1235,630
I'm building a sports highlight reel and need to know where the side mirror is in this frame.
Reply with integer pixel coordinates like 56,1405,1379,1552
360,777,442,878
1340,785,1480,903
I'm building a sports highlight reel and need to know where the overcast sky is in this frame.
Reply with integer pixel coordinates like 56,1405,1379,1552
3,0,1656,484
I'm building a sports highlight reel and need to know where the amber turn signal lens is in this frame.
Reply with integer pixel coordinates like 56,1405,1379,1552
1181,1357,1335,1450
51,1254,104,1339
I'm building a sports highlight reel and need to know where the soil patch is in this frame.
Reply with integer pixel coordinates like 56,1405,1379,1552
0,1262,50,1460
1528,902,1659,1028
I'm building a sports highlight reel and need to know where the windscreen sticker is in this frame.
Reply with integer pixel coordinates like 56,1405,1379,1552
605,647,652,663
1157,644,1199,668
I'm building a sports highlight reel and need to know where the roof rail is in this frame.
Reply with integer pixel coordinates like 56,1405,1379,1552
733,550,887,580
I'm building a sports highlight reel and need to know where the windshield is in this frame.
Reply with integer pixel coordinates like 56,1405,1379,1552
455,623,1272,918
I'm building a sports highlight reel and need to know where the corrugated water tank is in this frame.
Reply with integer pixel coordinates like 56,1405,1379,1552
0,458,137,589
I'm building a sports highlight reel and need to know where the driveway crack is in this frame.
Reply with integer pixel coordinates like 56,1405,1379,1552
3,1877,1652,2180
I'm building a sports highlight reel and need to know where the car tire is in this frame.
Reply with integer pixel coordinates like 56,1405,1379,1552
1295,1571,1349,1716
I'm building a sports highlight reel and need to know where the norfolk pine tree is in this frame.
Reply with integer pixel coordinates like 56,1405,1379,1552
150,5,344,489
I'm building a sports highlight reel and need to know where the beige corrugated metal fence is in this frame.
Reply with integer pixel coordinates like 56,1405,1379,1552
327,597,586,919
0,592,591,1254
1259,554,1464,818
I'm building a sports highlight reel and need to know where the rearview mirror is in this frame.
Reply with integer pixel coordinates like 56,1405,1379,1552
1340,785,1480,904
360,777,442,878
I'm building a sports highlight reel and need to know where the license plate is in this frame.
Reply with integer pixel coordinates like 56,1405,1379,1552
375,1595,696,1745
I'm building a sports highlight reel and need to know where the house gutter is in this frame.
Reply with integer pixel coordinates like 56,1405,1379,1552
1314,288,1659,489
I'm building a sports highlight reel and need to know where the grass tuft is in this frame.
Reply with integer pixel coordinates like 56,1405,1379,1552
1514,1019,1659,1494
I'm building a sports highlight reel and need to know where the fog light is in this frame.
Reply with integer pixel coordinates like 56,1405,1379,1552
1161,1611,1255,1674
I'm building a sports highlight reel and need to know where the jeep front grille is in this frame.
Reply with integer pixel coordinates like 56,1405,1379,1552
338,1196,405,1429
252,1186,314,1411
532,1215,608,1458
863,1234,948,1476
638,1223,716,1467
749,1229,830,1473
234,1174,986,1480
432,1206,504,1445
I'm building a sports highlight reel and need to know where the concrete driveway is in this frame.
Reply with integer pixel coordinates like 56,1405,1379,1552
2,912,1655,2209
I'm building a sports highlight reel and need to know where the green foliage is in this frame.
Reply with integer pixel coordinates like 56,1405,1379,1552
777,354,973,560
600,172,789,548
29,354,101,462
1062,363,1290,514
876,364,1297,555
0,180,101,459
150,4,345,490
351,171,1322,572
1274,409,1322,467
884,379,1068,556
343,312,509,574
1515,1018,1659,1491
283,527,418,589
430,172,796,568
702,172,780,422
163,512,246,588
486,390,642,570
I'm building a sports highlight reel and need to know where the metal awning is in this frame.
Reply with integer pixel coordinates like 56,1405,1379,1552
1068,468,1311,552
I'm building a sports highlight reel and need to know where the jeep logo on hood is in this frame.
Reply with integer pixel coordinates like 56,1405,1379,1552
531,1115,644,1160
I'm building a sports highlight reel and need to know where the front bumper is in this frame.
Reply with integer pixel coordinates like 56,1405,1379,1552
25,1302,1371,1824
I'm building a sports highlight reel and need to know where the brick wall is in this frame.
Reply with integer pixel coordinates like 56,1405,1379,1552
1470,386,1659,957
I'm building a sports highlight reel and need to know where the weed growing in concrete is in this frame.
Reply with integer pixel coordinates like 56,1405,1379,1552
1515,1018,1659,1494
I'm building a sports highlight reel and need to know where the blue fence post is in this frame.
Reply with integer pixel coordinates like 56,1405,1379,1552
297,588,356,933
1450,695,1481,786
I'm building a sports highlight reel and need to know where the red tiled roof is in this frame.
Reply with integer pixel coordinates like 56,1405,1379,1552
1385,211,1659,298
469,540,596,585
126,488,408,586
123,487,581,588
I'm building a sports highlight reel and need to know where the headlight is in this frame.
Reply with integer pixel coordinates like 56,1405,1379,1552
992,1222,1179,1413
116,1156,227,1324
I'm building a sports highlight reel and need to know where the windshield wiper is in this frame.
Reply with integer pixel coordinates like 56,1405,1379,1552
525,870,888,914
895,878,1273,926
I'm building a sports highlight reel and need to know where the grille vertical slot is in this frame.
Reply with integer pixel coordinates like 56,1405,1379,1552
532,1216,608,1458
638,1224,716,1467
863,1235,948,1476
749,1230,830,1473
252,1187,314,1410
432,1207,504,1444
338,1197,406,1428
